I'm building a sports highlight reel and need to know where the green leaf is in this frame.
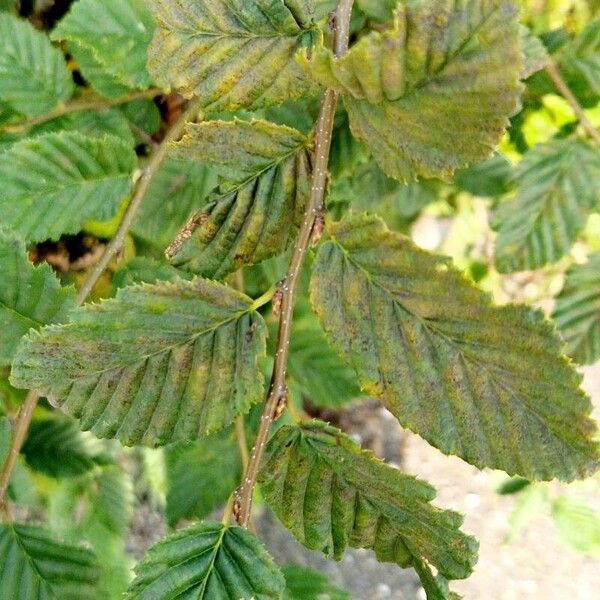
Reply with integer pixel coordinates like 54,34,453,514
493,139,600,273
11,278,268,446
165,433,240,526
0,132,137,243
282,564,352,600
126,521,285,599
0,13,74,117
147,0,319,111
0,230,75,366
259,421,477,580
551,496,600,555
558,19,600,97
132,157,217,251
21,413,98,479
47,465,134,598
496,476,531,495
68,40,135,100
0,523,101,599
520,26,549,79
552,253,600,365
284,301,362,408
51,0,155,90
300,0,522,181
310,213,599,481
412,558,462,600
453,154,513,198
167,119,311,279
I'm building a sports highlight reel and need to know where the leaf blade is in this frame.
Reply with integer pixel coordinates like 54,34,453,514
0,230,75,366
126,521,285,599
11,278,267,446
301,0,522,181
259,421,478,581
0,132,137,243
310,213,599,481
147,0,319,111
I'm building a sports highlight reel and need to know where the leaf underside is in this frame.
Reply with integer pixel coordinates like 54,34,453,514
493,139,600,273
126,521,285,599
310,213,599,481
301,0,523,181
0,523,100,599
0,131,136,243
0,230,75,366
259,421,478,581
147,0,319,111
553,253,600,365
11,278,267,447
167,119,311,279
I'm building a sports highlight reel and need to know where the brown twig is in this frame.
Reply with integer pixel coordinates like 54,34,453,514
235,0,355,528
545,59,600,147
1,88,164,134
76,99,201,303
0,99,200,521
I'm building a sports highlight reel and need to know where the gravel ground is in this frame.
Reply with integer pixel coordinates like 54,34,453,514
255,367,600,600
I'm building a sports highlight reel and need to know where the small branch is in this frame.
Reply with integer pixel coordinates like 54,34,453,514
0,389,38,520
1,88,164,134
545,60,600,147
0,99,200,521
235,0,355,528
76,99,201,303
235,416,250,472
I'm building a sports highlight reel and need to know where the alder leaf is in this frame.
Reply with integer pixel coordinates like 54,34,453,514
0,230,75,367
259,421,478,580
165,434,240,526
147,0,319,111
0,523,101,599
167,119,311,279
10,278,268,447
493,139,600,273
520,26,549,79
551,496,600,556
21,413,99,479
310,213,599,481
552,253,600,365
282,564,352,600
558,19,600,97
51,0,155,89
126,521,285,599
0,131,137,243
300,0,522,181
0,13,74,117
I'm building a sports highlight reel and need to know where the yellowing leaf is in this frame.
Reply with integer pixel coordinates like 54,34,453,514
167,119,311,279
259,421,478,581
310,213,599,481
300,0,522,181
148,0,319,111
11,278,268,446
